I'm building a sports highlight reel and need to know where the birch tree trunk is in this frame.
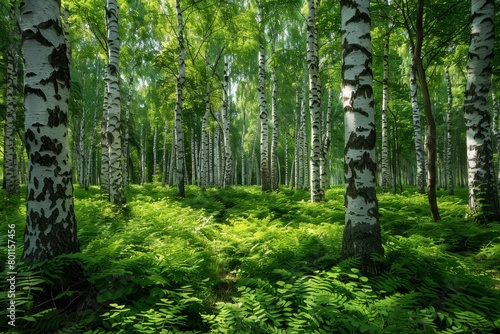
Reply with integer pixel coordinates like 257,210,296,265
381,30,390,191
4,0,20,197
162,121,168,186
320,86,333,192
257,5,271,192
201,82,210,188
340,0,384,275
21,0,80,262
123,76,133,187
409,48,426,194
175,0,186,197
271,73,279,190
307,0,323,201
100,80,110,196
492,92,500,184
414,0,440,221
241,108,246,186
445,67,454,195
464,0,500,223
86,66,100,190
105,0,126,204
222,59,232,187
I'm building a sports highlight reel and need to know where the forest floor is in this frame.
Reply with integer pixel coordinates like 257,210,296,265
1,184,500,333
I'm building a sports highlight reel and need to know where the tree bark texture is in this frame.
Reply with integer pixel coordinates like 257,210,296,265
4,0,20,197
340,0,384,275
307,0,323,201
464,0,500,222
21,0,80,262
105,0,126,204
175,0,186,197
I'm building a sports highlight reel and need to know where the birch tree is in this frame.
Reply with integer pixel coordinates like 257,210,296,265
20,0,80,262
381,30,390,191
222,59,232,187
340,0,384,275
104,0,126,205
463,0,500,223
307,0,323,202
409,49,426,194
4,0,20,197
257,4,271,192
175,0,186,197
445,67,454,195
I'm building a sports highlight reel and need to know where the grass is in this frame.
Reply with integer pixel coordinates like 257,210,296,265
0,184,499,333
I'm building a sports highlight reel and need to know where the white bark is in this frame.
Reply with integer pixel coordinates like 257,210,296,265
320,86,333,192
464,0,500,221
222,59,232,187
257,6,270,191
445,67,454,195
123,76,133,186
4,0,19,197
307,0,323,201
162,121,168,186
21,0,79,262
341,0,383,274
409,48,426,194
271,73,279,190
175,0,186,196
381,30,390,191
105,0,126,204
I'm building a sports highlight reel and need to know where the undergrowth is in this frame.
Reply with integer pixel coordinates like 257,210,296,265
0,185,499,333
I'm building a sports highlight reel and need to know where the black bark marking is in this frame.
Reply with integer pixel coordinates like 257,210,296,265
40,135,63,154
22,28,52,47
47,106,68,127
25,85,47,101
26,128,36,142
32,151,58,167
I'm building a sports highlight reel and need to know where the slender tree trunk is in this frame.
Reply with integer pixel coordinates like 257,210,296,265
320,86,333,193
257,6,271,192
100,79,110,196
222,59,232,187
298,88,306,189
381,30,390,191
340,0,384,275
169,128,176,186
162,121,168,186
409,48,426,194
21,0,80,262
153,121,158,179
201,82,210,188
414,0,440,221
271,73,279,190
4,0,20,197
78,107,86,186
307,0,323,201
464,0,500,223
105,0,126,204
139,124,145,184
175,0,186,197
492,92,500,185
86,59,101,190
445,67,454,195
241,108,246,186
123,76,133,187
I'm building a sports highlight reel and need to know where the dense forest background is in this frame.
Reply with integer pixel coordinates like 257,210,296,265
1,0,500,333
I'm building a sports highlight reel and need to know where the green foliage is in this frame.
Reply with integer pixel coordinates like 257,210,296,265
0,185,499,333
